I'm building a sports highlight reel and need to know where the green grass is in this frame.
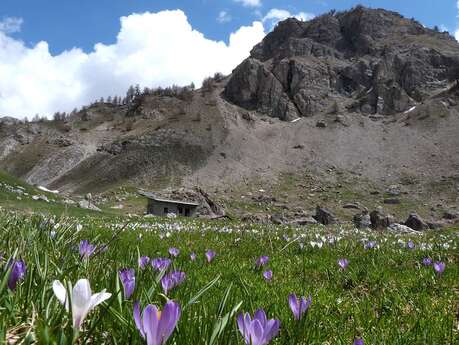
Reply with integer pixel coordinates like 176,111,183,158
0,170,125,218
0,210,457,344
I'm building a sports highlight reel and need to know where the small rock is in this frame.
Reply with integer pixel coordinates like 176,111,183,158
289,217,318,226
384,198,401,205
343,203,361,210
316,120,327,128
78,200,101,212
270,214,286,225
427,221,447,230
443,210,458,220
386,185,401,196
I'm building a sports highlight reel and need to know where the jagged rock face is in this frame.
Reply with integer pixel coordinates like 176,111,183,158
223,58,299,120
224,6,459,120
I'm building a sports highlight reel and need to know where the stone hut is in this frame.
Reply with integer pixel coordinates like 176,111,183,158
139,191,199,217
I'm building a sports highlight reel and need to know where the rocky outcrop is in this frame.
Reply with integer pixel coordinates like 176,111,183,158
224,6,459,120
224,58,299,121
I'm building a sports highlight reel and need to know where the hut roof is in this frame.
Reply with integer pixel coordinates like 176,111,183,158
138,191,200,207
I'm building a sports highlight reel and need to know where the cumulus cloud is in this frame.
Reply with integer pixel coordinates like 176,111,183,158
234,0,262,8
455,28,459,41
0,10,265,118
0,17,23,34
263,8,314,29
217,11,232,23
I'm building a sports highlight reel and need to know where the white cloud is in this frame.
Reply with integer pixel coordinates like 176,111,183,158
0,10,265,118
455,28,459,41
217,11,232,23
0,17,23,34
263,8,315,29
234,0,262,8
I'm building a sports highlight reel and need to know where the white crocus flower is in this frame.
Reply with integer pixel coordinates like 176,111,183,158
52,279,112,330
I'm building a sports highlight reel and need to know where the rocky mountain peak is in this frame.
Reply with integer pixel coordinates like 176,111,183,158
225,6,459,120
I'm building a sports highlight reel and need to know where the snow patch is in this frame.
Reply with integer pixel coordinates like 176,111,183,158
38,186,59,194
404,106,416,114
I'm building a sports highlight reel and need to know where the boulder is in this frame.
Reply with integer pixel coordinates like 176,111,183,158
353,211,371,229
78,200,101,212
370,207,395,229
404,213,429,231
313,206,337,225
388,223,416,233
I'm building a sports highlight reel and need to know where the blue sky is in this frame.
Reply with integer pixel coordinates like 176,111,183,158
0,0,458,118
1,0,457,54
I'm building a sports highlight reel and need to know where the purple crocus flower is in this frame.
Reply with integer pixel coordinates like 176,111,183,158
134,300,181,344
161,271,186,295
288,294,312,321
406,240,415,250
190,252,197,261
151,258,172,271
79,240,96,259
119,268,136,299
338,258,349,270
354,338,364,345
422,257,432,266
168,248,180,257
7,259,26,290
364,241,376,250
205,250,216,263
256,256,269,269
237,309,280,345
433,261,446,274
139,256,150,270
263,270,273,282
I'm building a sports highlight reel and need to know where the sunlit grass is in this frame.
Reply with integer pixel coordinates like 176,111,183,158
0,211,457,344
